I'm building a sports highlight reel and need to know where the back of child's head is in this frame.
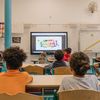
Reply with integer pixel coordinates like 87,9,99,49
40,52,46,57
70,52,90,76
54,50,64,61
64,48,72,54
3,46,27,70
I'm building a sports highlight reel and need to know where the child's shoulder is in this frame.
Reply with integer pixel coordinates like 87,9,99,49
20,71,30,76
0,72,5,75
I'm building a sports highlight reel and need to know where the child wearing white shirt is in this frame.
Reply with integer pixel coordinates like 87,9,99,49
58,52,100,92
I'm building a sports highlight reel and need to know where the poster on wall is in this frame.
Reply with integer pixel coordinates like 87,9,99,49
12,37,21,43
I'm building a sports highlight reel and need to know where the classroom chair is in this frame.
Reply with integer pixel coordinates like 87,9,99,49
58,89,100,100
0,93,43,100
23,65,44,75
53,67,72,75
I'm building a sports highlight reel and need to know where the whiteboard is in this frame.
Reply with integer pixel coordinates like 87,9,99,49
80,30,100,52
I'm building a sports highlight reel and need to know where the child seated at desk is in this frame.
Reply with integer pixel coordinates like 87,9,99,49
38,52,47,64
0,46,33,95
63,48,72,62
58,52,100,92
45,50,68,74
94,63,100,76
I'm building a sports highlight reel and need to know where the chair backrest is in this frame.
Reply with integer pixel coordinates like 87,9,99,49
58,90,100,100
23,65,44,75
54,67,72,75
0,93,43,100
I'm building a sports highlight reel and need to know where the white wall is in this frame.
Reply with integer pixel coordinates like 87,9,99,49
0,0,3,22
11,0,100,24
1,0,100,23
0,0,100,62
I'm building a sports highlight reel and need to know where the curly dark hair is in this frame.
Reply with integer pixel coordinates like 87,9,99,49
3,46,27,70
54,50,64,61
70,52,90,76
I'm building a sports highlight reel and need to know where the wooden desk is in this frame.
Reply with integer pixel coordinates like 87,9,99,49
47,57,55,63
31,59,39,64
22,64,48,68
26,75,100,94
27,75,100,88
27,75,70,88
96,57,100,62
26,75,69,94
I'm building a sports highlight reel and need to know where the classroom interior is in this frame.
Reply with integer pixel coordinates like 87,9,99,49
0,0,100,62
0,0,100,100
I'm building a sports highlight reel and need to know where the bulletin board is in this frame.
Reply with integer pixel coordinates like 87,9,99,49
12,37,21,43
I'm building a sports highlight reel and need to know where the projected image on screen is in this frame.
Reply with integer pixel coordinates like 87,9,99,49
36,37,62,50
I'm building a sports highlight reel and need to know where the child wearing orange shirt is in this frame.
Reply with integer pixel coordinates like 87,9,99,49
0,46,33,95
